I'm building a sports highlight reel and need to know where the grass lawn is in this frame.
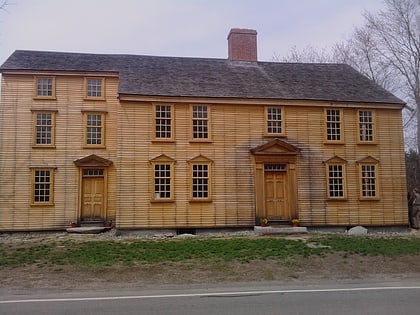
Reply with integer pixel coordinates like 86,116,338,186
1,234,420,270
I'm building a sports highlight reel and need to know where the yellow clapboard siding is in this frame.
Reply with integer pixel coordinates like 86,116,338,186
0,73,408,231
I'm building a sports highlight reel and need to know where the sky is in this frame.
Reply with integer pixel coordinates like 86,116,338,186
0,0,386,66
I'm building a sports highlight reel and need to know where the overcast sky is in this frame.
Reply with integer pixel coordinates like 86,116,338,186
0,0,385,65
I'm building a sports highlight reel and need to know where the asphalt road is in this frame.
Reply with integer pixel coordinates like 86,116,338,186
1,280,420,315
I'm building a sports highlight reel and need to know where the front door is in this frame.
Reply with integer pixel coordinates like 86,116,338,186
81,169,105,221
265,167,289,220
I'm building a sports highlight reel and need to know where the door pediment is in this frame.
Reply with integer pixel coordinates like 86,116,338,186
74,154,113,167
250,139,300,155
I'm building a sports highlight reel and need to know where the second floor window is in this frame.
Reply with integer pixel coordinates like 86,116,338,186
325,109,342,142
86,78,104,98
154,104,173,140
266,107,283,135
35,77,55,98
358,110,375,142
192,105,209,140
84,113,105,147
32,111,56,147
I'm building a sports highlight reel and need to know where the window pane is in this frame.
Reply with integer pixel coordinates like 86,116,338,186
154,164,171,199
86,114,102,145
361,164,377,197
192,164,209,199
328,164,344,198
267,107,282,134
87,79,102,97
34,170,51,203
155,105,172,138
326,109,341,141
192,105,208,139
37,78,53,97
359,111,374,142
36,112,52,145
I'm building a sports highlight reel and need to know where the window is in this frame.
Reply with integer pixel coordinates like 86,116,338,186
83,112,105,147
154,164,172,199
265,106,284,136
358,110,375,143
31,168,54,205
325,109,343,142
188,155,212,201
83,169,104,177
34,76,55,98
32,111,56,147
191,105,211,141
327,164,345,198
357,156,380,199
85,78,105,99
324,156,347,199
150,154,175,202
153,104,173,140
264,164,286,171
360,164,378,198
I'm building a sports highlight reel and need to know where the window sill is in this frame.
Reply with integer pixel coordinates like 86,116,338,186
327,198,348,201
151,140,175,143
151,199,175,203
83,97,106,101
189,140,213,143
263,134,286,138
83,145,106,149
357,142,377,145
32,145,56,149
189,199,212,203
323,141,345,145
31,203,55,207
33,96,56,100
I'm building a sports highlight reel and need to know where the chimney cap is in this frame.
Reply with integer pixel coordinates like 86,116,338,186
227,28,257,40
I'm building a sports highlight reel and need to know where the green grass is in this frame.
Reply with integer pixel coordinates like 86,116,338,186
1,235,420,269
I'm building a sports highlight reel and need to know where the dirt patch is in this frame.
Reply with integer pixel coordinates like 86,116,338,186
1,253,420,290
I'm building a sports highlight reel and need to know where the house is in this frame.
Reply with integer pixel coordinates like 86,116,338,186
0,28,408,232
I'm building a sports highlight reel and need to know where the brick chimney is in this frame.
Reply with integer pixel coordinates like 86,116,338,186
227,28,257,62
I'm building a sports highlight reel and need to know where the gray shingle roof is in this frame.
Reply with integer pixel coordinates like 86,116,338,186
0,50,404,105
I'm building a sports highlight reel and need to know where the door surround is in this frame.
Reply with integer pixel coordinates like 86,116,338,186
250,139,300,221
73,154,113,222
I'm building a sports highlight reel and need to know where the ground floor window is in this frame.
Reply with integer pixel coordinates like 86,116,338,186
188,155,213,202
357,156,380,200
150,154,175,202
31,168,54,205
327,164,346,198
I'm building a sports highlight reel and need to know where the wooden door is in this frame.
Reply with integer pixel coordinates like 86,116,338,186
81,177,104,220
265,171,288,219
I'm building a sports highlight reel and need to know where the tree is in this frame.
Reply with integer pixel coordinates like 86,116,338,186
0,1,9,11
276,0,420,188
357,0,419,151
278,0,419,150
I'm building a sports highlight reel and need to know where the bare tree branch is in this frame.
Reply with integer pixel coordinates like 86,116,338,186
275,0,419,153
